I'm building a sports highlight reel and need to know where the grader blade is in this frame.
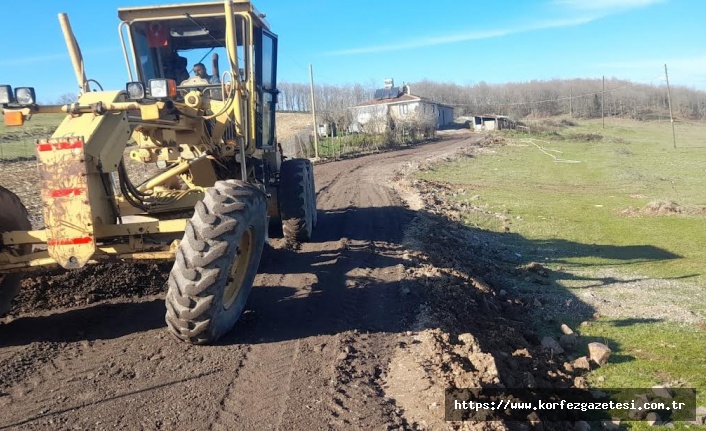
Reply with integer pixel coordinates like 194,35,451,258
36,137,96,269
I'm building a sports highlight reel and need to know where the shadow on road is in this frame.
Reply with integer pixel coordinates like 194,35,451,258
0,298,165,347
229,204,678,388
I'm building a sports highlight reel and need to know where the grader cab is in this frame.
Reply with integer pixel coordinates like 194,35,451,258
0,1,317,344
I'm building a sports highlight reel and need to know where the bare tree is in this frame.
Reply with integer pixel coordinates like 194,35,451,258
277,77,706,122
55,93,78,104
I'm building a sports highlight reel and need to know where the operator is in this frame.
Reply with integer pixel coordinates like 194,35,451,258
193,52,220,84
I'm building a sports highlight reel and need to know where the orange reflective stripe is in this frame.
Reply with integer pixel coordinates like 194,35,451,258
49,188,84,198
47,237,93,246
36,141,83,152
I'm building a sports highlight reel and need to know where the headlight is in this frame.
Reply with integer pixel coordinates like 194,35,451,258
0,85,13,104
126,82,145,99
14,87,36,105
148,79,176,99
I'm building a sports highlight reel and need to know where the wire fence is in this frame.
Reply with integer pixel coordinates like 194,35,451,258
281,126,437,161
0,122,61,161
0,137,40,161
1,122,441,165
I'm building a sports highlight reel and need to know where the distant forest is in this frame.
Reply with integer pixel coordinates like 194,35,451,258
277,78,706,125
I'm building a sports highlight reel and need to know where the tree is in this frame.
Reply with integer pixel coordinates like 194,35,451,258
592,94,601,118
55,93,78,104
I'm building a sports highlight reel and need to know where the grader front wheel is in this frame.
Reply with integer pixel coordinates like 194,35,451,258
165,181,267,344
0,186,32,316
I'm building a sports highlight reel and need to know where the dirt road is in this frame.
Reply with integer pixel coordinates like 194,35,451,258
0,133,483,430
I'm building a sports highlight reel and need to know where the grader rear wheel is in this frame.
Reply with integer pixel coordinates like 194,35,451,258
165,180,267,344
279,159,314,242
0,186,32,316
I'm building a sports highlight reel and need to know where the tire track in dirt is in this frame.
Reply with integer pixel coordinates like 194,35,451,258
211,272,313,430
211,135,483,429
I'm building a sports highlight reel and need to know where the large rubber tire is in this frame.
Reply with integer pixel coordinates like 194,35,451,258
279,159,314,242
0,186,31,317
165,181,267,344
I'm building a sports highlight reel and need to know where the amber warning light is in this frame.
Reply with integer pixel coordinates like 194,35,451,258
3,111,25,126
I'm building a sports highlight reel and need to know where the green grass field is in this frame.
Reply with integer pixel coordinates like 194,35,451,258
418,118,706,426
0,114,64,159
421,119,706,280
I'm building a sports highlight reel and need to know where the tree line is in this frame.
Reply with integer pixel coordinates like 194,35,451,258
277,78,706,122
52,77,706,122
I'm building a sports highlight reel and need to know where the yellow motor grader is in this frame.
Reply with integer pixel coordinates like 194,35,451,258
0,1,317,344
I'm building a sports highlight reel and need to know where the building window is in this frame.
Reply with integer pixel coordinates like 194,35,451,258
400,104,408,114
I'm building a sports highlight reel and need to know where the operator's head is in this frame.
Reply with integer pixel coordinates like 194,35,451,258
193,63,208,78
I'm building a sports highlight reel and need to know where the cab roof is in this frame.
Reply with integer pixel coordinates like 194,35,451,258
117,1,270,30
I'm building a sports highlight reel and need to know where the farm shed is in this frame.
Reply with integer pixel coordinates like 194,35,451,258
471,115,514,131
348,79,454,133
317,121,337,138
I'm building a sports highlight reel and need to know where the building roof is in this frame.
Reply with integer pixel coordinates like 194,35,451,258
354,93,420,107
354,93,453,108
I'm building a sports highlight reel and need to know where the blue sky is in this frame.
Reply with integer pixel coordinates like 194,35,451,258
1,0,704,102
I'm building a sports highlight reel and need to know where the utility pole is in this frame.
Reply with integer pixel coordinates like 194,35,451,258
601,75,605,129
664,64,676,149
569,87,573,118
309,63,319,159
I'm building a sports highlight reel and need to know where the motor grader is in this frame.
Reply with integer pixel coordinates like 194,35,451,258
0,0,317,344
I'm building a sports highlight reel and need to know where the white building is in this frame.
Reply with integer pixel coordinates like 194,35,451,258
349,81,454,134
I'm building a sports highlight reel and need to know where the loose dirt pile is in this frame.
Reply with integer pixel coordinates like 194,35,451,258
384,141,600,430
12,263,170,315
620,200,706,218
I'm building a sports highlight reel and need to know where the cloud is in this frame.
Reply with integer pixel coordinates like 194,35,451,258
554,0,666,11
326,16,597,56
325,0,667,57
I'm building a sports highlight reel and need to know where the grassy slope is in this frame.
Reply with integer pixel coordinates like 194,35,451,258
421,119,706,280
417,118,706,426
